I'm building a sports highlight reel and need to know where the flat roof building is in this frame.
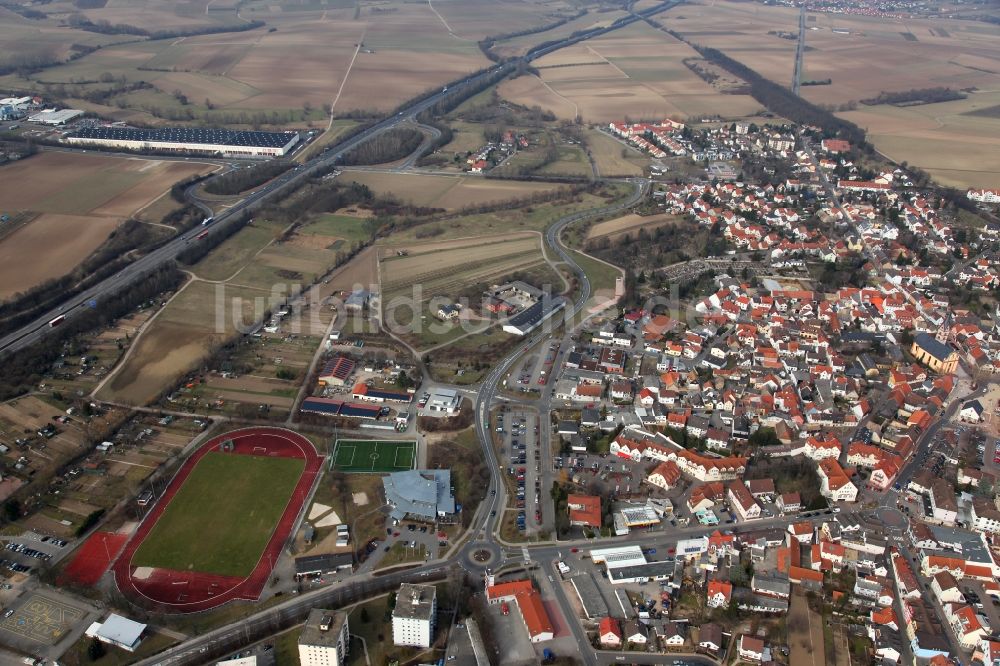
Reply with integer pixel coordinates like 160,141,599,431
502,297,566,336
85,614,146,652
393,583,437,648
29,108,83,125
294,552,353,578
298,609,350,666
63,126,299,157
426,388,461,415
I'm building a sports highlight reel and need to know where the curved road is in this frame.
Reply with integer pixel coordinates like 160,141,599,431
135,178,648,666
0,0,676,358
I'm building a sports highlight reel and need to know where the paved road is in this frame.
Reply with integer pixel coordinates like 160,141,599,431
0,0,677,358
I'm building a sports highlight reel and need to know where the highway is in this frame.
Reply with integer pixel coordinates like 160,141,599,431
0,74,488,356
0,0,677,358
0,3,696,663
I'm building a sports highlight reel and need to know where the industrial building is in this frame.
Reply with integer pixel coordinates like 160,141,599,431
298,609,350,666
29,108,83,125
63,126,299,157
502,296,566,336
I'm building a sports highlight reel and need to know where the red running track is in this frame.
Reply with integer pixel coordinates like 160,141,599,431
112,426,322,613
60,531,129,587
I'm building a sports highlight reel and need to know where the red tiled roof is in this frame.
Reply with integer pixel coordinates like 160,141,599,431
567,494,602,527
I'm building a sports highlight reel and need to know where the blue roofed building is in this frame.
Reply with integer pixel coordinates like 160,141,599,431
383,470,456,523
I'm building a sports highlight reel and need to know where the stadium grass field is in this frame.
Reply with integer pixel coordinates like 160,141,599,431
131,452,304,578
332,439,416,473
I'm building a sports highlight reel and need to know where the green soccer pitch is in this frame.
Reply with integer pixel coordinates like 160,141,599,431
331,439,417,473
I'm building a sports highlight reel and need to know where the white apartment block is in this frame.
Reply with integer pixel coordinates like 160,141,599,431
298,609,350,666
392,583,437,648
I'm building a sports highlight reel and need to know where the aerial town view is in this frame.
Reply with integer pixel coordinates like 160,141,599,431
0,0,999,664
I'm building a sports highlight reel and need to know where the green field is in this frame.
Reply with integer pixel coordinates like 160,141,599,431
132,452,304,577
332,439,416,473
300,214,374,244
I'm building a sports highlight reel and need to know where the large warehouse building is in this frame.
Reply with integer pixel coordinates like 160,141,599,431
62,126,300,157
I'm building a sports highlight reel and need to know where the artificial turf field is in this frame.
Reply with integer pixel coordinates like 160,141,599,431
131,452,304,578
332,439,416,473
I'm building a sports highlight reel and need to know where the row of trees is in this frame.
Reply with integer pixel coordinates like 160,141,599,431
860,87,966,106
0,263,183,400
203,160,294,196
477,10,588,62
647,18,868,147
0,217,172,337
66,12,266,40
339,128,423,166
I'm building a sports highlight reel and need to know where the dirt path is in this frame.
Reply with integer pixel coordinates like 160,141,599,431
91,274,196,400
537,76,579,119
427,0,474,41
327,27,367,129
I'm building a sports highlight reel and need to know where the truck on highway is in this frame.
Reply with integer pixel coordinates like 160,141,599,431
201,216,214,226
196,230,209,240
48,315,65,328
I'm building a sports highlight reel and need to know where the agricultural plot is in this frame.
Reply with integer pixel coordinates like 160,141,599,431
341,172,563,210
295,211,375,247
426,0,577,42
839,90,1000,189
799,12,1000,107
191,333,327,415
663,1,800,89
491,9,629,58
499,20,762,122
536,144,593,178
381,234,546,297
383,184,632,244
0,9,126,69
586,213,682,243
98,280,288,406
39,0,242,31
0,0,493,127
334,3,490,113
380,233,555,347
0,153,212,299
332,439,416,473
99,205,346,406
584,128,647,177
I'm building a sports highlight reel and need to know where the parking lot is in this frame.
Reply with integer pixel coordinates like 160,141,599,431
552,452,646,502
499,409,543,535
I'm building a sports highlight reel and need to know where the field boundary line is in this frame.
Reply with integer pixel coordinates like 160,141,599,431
534,75,579,119
426,0,474,42
584,45,631,79
326,26,367,128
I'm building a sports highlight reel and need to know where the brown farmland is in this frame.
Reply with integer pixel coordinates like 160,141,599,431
0,153,211,299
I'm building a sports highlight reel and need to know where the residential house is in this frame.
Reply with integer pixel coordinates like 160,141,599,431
567,495,602,529
817,459,858,502
598,617,621,648
707,580,732,608
728,480,761,521
738,635,765,663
